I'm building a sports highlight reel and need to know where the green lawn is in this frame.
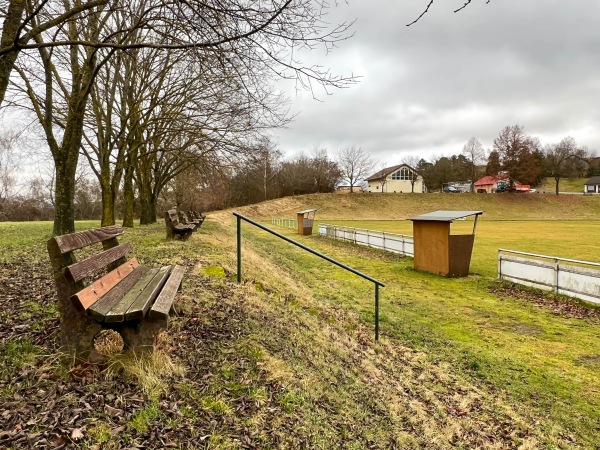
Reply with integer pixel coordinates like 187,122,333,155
258,218,600,446
316,219,600,278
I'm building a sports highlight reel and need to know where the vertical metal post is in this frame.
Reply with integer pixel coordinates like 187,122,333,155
554,259,559,293
375,283,380,342
237,215,242,283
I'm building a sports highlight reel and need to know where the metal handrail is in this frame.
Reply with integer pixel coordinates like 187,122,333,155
234,212,385,341
320,223,413,240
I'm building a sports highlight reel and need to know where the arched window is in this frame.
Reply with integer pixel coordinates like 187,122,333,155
391,167,412,181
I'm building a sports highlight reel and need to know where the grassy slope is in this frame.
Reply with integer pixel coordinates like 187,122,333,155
539,177,587,193
238,191,600,221
1,193,599,448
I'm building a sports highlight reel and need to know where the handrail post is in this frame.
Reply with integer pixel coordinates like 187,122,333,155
237,215,242,283
375,284,380,341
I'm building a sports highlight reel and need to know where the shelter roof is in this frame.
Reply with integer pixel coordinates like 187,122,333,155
408,210,484,222
297,209,317,214
365,164,419,182
585,176,600,186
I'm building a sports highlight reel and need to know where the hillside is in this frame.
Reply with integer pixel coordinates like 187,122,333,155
229,191,600,221
539,177,587,193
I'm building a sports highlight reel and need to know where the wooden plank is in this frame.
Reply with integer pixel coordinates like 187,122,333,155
52,225,124,254
64,243,132,283
88,266,149,322
125,266,172,321
149,265,185,320
104,268,159,323
70,258,139,311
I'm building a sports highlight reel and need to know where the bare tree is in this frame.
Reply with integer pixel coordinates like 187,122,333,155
401,155,422,193
408,0,492,26
544,137,578,195
337,146,374,193
0,127,20,199
462,137,485,191
6,1,356,235
493,125,542,187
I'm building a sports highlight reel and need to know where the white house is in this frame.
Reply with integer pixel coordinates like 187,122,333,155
365,164,425,193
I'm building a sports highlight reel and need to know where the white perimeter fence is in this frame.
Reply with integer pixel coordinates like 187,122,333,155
271,217,297,230
318,224,414,257
498,249,600,305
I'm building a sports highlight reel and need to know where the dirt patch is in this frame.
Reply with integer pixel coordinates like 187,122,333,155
574,355,600,367
489,282,600,324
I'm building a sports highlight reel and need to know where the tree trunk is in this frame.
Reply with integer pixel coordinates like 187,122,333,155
555,177,560,195
139,182,157,225
0,0,26,106
122,167,135,227
100,184,115,226
53,153,78,235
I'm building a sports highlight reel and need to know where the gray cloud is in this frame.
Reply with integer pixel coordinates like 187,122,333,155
274,0,600,162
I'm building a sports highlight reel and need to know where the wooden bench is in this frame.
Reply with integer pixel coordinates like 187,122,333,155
165,209,195,240
189,211,206,226
178,210,201,229
47,225,186,357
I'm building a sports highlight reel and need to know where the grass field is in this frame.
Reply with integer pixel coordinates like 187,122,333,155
539,177,587,193
1,193,599,448
316,219,600,278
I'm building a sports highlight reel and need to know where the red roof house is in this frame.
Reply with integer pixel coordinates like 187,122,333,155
474,174,530,193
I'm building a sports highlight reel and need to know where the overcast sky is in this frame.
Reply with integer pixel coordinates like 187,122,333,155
273,0,600,165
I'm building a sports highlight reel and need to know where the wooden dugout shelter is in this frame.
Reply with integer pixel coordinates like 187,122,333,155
297,209,317,236
408,210,483,278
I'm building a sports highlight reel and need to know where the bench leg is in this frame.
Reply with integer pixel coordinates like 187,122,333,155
118,316,169,352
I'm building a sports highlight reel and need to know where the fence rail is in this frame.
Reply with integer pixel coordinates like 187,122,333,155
271,217,297,229
318,224,414,257
498,249,600,305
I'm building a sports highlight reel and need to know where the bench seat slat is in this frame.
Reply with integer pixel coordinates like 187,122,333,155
64,243,132,283
88,266,150,322
125,266,172,321
70,258,139,311
149,265,185,320
53,225,124,254
174,223,195,231
104,268,159,323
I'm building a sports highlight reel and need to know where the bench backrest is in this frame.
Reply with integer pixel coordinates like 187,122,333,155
179,211,196,224
166,209,181,226
189,211,204,221
47,225,136,311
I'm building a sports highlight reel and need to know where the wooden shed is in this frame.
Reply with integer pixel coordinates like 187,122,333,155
296,209,317,235
408,210,483,277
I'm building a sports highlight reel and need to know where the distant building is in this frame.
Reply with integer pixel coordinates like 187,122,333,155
365,164,425,193
336,185,361,194
474,173,531,193
584,176,600,194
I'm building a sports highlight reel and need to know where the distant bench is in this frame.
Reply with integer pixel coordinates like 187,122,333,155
47,225,185,356
189,211,206,225
178,210,203,229
165,209,195,240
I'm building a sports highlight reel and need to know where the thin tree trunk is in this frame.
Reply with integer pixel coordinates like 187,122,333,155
122,165,135,227
555,177,560,195
0,0,26,106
